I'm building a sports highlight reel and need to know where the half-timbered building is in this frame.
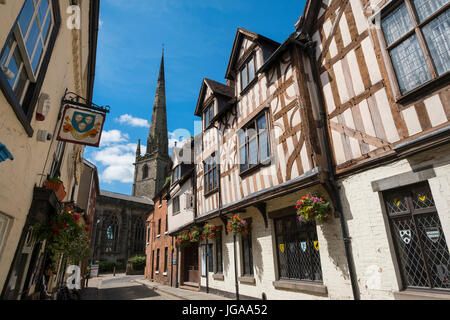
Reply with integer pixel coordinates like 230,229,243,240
294,0,450,300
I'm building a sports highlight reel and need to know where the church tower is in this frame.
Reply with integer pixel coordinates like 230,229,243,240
132,51,169,199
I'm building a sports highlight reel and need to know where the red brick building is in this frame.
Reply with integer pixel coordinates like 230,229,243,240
145,185,177,287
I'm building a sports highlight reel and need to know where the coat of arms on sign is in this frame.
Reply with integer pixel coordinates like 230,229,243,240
57,105,106,147
399,229,412,244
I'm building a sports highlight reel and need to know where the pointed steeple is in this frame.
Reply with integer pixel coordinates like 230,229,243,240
136,139,141,159
146,48,169,158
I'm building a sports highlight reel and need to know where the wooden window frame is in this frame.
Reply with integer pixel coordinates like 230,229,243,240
203,101,215,129
241,219,254,277
382,182,450,292
156,248,160,272
157,219,161,236
273,214,323,283
240,54,257,94
172,196,180,215
203,152,218,196
215,228,223,274
376,0,450,104
172,165,181,184
164,247,168,273
238,109,271,177
0,0,61,137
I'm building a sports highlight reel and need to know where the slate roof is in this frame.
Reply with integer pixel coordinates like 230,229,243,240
204,78,235,98
99,190,154,206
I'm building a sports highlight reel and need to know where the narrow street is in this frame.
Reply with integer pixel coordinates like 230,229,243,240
82,274,182,300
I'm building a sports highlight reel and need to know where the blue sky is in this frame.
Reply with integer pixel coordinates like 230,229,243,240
84,0,306,195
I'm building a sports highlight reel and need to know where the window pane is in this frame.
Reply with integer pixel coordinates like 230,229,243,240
257,114,266,130
38,0,49,26
18,0,35,36
238,130,246,147
26,19,40,59
32,39,43,73
259,131,269,162
382,3,413,46
241,65,248,89
422,10,450,75
42,13,51,43
390,35,431,94
7,47,23,89
249,137,258,165
14,67,28,100
413,0,449,22
248,58,255,83
240,146,248,171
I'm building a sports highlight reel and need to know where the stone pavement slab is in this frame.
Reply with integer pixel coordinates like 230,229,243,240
133,278,231,300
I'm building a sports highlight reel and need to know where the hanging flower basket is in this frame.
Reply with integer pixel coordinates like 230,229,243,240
189,230,201,242
296,194,330,224
33,203,90,271
202,224,221,240
226,215,250,236
45,177,66,201
176,232,191,246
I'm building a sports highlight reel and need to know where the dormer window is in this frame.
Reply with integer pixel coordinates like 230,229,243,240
172,165,181,183
204,102,215,128
240,55,256,91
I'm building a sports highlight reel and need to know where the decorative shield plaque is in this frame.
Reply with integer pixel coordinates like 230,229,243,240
300,242,307,252
399,230,412,244
425,227,440,243
57,105,106,147
313,241,319,251
279,244,285,253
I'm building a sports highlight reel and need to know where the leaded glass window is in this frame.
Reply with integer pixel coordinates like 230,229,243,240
204,152,218,194
132,217,145,253
103,214,119,253
240,56,256,91
274,215,323,282
381,0,450,95
383,182,450,290
216,229,223,273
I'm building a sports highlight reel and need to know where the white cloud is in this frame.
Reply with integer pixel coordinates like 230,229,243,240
93,143,137,184
115,114,150,128
100,129,129,146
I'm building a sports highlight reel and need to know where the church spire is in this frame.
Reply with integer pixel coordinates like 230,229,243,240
136,139,141,159
146,48,169,158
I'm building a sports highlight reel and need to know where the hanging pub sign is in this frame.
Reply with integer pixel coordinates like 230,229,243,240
56,91,109,148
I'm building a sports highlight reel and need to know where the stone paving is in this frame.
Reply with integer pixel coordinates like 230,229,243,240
81,274,229,300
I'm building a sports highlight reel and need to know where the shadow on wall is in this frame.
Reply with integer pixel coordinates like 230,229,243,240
253,236,264,282
320,183,355,282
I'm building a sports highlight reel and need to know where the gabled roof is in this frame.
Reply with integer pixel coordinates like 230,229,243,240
295,0,322,35
225,27,280,80
194,78,234,116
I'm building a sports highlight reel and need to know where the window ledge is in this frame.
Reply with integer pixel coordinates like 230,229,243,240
164,231,168,235
397,72,449,106
163,272,168,276
213,273,224,281
204,188,219,198
238,276,256,285
273,280,328,295
155,271,159,275
393,289,450,300
240,76,258,96
156,234,161,238
239,159,272,178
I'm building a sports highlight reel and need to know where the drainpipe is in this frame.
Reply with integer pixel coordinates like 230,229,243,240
170,237,174,287
298,38,360,300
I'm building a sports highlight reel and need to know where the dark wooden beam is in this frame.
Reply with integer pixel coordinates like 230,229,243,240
253,202,268,229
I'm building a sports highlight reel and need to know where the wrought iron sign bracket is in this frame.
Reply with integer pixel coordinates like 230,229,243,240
253,202,268,229
59,89,110,120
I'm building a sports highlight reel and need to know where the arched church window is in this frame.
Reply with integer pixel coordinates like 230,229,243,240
142,165,149,179
103,214,119,253
133,216,145,253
